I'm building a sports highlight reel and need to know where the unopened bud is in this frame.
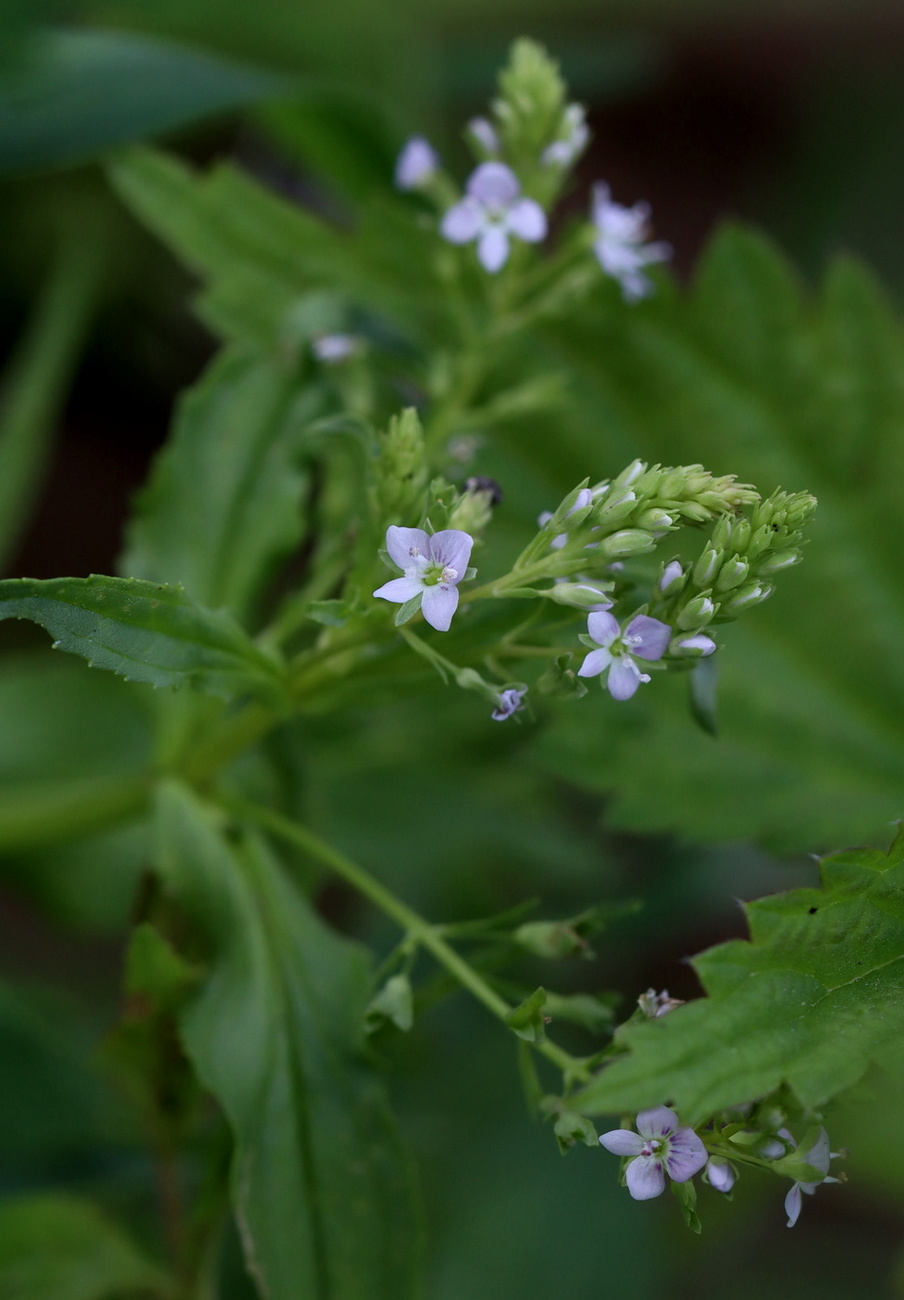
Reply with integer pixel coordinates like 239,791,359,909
546,582,613,610
758,549,800,574
722,582,771,614
677,595,716,629
730,518,752,552
715,555,750,592
600,529,655,558
693,548,721,587
659,560,686,595
548,484,592,531
747,525,774,558
670,633,716,657
636,508,673,532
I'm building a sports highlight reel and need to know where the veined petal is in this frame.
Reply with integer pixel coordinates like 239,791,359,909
386,526,431,569
587,610,619,647
577,648,612,679
507,198,547,243
598,1130,645,1157
624,614,671,660
467,161,520,205
421,583,459,632
607,657,643,700
478,226,510,273
785,1183,803,1228
373,576,423,603
636,1106,679,1140
428,529,474,576
625,1156,665,1201
665,1127,707,1182
441,198,483,244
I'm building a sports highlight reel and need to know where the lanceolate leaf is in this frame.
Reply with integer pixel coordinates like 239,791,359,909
572,838,904,1125
155,783,421,1300
0,575,284,700
122,347,324,623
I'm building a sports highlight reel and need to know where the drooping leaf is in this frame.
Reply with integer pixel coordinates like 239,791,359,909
0,575,285,701
572,838,904,1125
155,782,421,1300
122,346,323,623
0,27,288,176
0,1194,169,1300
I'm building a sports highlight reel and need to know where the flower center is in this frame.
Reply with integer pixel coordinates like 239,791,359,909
640,1138,664,1158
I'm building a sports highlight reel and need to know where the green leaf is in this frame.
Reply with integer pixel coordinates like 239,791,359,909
537,225,904,850
0,27,288,175
0,1194,168,1299
0,575,285,701
122,347,322,623
155,782,421,1300
571,838,904,1125
550,1109,599,1154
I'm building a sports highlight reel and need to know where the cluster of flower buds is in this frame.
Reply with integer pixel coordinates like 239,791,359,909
393,39,669,297
598,1101,845,1230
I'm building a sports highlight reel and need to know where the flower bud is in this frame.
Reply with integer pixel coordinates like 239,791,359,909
636,508,674,532
548,484,593,532
711,515,733,550
730,518,751,552
747,524,774,558
670,633,716,657
722,582,771,614
375,407,428,524
693,548,721,587
677,595,716,629
600,529,655,558
705,1159,736,1193
715,555,750,592
546,582,613,610
659,560,686,595
757,548,800,574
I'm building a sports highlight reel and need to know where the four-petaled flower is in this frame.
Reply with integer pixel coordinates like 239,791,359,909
591,182,671,302
373,527,474,632
784,1128,841,1228
441,163,547,273
599,1106,707,1200
578,611,671,700
395,137,439,190
491,687,526,721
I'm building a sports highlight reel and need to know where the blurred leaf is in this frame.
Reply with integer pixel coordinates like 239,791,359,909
0,574,286,701
122,346,323,624
537,226,904,851
0,27,289,176
0,242,99,573
156,782,421,1300
0,1193,168,1299
365,973,414,1033
572,838,904,1125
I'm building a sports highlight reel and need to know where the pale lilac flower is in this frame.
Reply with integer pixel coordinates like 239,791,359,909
467,116,500,156
312,333,358,363
395,137,439,190
659,560,685,594
705,1159,736,1193
591,182,671,302
441,163,547,273
670,633,717,658
373,526,473,632
784,1128,842,1228
541,103,589,167
638,987,685,1018
600,1106,707,1200
491,687,526,721
578,611,671,700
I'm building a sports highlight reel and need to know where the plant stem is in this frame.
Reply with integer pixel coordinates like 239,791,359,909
227,798,588,1081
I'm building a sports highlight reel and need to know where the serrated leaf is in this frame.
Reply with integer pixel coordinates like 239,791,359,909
0,1193,168,1299
155,782,420,1300
122,347,322,623
571,838,904,1125
0,575,285,701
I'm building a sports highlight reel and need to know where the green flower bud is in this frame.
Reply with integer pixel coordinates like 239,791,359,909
730,517,752,552
636,508,674,532
747,525,774,559
758,549,801,574
715,555,750,592
447,477,501,536
693,548,721,587
677,594,716,629
711,514,734,550
545,582,614,609
600,529,656,558
495,39,567,162
721,582,772,614
375,408,427,524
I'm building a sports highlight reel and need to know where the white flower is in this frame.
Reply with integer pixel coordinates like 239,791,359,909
591,182,671,301
373,526,474,632
784,1128,842,1228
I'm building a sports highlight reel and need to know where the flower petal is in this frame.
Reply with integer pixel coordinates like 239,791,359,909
665,1127,708,1183
705,1159,736,1193
428,529,474,577
586,610,619,647
577,648,612,679
478,226,510,273
385,526,431,569
785,1182,803,1228
373,577,423,603
598,1130,645,1157
607,657,643,700
507,198,547,243
395,136,439,189
624,614,672,661
420,583,459,632
800,1127,831,1177
467,161,520,205
441,198,483,244
636,1106,679,1140
625,1155,666,1201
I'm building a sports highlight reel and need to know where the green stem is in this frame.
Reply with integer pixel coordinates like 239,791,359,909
227,798,587,1081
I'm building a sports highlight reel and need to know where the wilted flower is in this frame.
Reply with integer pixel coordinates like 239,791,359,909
784,1128,842,1228
491,687,527,721
591,182,671,301
578,611,671,700
395,137,440,190
373,526,474,632
599,1106,707,1200
441,163,547,273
